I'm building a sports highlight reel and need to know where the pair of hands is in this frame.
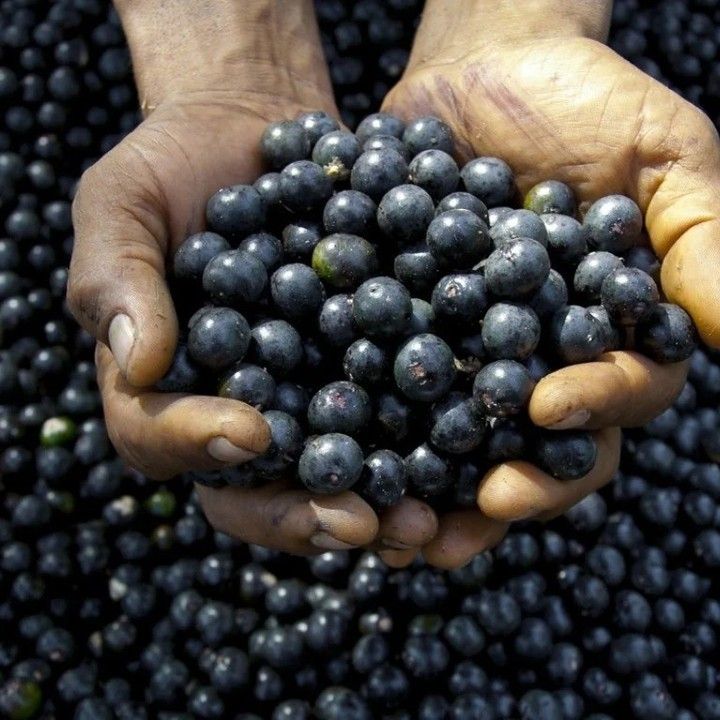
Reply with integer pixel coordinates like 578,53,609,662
68,3,720,569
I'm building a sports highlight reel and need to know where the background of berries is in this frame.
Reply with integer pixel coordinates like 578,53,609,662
1,1,720,719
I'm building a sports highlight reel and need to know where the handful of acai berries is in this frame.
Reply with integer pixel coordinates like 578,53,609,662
161,110,697,510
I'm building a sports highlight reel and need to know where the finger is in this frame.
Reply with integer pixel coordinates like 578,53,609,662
96,344,270,480
641,106,720,347
378,549,419,568
660,219,720,347
478,427,621,522
196,482,379,556
373,497,438,552
529,351,688,429
422,510,509,570
68,139,177,386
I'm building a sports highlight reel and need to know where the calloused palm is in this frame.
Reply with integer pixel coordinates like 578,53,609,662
383,37,718,566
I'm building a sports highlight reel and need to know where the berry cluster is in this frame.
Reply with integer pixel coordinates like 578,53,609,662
165,110,697,507
314,0,420,129
610,0,720,114
0,1,719,719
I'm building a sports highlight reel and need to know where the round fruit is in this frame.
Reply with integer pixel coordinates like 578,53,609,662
535,431,598,481
353,276,412,338
394,334,457,402
473,360,536,417
187,307,250,370
298,433,364,494
426,209,492,269
482,303,541,360
312,234,378,289
308,381,372,435
548,306,607,364
583,194,643,253
600,267,659,325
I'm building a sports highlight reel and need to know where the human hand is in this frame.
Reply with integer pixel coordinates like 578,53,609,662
68,0,438,556
381,0,718,567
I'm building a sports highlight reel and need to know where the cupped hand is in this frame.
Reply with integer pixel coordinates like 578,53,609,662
382,36,720,567
68,89,438,557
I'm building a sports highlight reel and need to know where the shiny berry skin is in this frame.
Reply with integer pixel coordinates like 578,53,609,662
586,305,622,351
297,110,340,145
584,194,643,253
426,209,493,269
261,120,311,169
323,190,377,236
187,307,250,370
394,246,441,297
363,134,411,161
461,157,515,206
528,269,569,320
312,234,378,289
402,116,454,155
490,209,548,248
524,180,576,216
282,221,322,261
355,112,405,144
250,320,303,375
298,433,364,494
473,360,536,417
431,273,488,325
218,363,276,408
319,294,357,347
312,130,362,182
377,184,434,243
394,333,456,402
279,160,333,214
430,398,485,454
635,303,697,362
601,267,659,325
405,443,453,497
205,184,265,241
350,148,408,202
540,213,589,267
239,232,283,271
254,172,282,209
548,305,606,364
308,381,371,435
535,431,598,480
343,338,387,386
408,149,459,200
270,264,326,321
356,449,406,509
173,232,230,282
353,276,412,339
482,303,541,361
485,237,551,298
436,192,489,224
573,251,625,302
202,249,268,305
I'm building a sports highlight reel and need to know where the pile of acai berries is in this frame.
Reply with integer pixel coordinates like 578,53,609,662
164,110,697,508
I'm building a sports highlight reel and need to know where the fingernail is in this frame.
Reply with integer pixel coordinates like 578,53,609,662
309,500,357,533
547,409,591,430
108,314,135,376
310,532,357,550
206,437,259,464
381,538,414,550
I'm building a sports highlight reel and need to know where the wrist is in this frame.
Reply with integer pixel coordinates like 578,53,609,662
406,0,612,72
115,0,335,115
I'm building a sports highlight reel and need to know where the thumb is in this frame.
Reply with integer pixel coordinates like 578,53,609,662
68,139,178,387
643,108,720,348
